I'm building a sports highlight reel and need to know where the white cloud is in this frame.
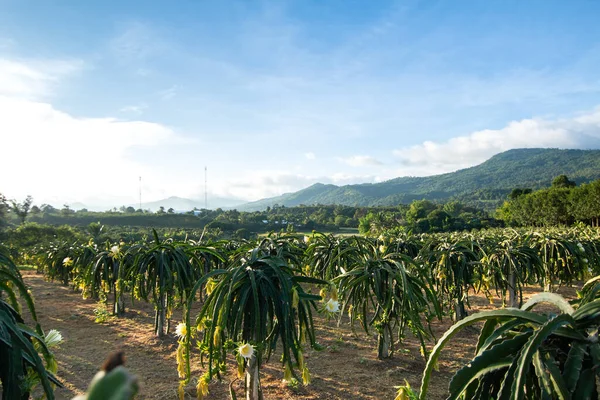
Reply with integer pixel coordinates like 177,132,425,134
211,170,378,201
328,173,377,185
0,58,83,99
338,155,384,167
0,57,179,206
304,152,316,160
120,103,148,114
0,96,176,202
214,171,312,200
392,109,600,175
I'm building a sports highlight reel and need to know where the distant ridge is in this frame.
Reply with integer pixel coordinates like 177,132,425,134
236,148,600,211
135,195,244,212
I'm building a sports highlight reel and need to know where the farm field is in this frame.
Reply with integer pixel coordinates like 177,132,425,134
4,226,600,399
3,2,600,398
23,269,578,400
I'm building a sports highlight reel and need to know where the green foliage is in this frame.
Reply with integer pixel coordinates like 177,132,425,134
286,377,300,391
180,243,327,398
88,242,128,316
421,235,483,321
36,241,79,285
335,237,442,359
3,223,85,262
93,303,111,323
358,200,497,236
552,174,576,188
0,246,61,399
479,233,541,307
3,213,600,399
418,275,600,400
499,178,600,227
531,231,589,290
305,233,364,280
394,380,419,400
10,195,33,224
25,203,361,236
129,231,221,336
5,199,490,238
508,188,532,200
87,222,104,241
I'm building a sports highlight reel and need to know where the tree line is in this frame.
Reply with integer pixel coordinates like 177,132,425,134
358,199,500,235
4,173,596,240
497,175,600,226
2,194,500,236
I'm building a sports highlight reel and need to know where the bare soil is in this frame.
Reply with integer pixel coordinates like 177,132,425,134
21,271,577,400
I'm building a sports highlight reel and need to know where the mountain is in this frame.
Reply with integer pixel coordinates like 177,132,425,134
237,148,600,211
137,196,243,212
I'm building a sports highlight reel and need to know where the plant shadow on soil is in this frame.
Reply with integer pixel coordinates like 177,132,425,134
21,271,578,400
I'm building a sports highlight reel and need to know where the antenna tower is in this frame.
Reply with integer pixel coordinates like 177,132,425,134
204,166,208,209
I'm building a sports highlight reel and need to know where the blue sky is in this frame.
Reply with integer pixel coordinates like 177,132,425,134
1,0,600,208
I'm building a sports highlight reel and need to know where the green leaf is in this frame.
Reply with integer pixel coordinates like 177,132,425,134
562,342,586,394
521,292,575,315
419,308,548,400
532,352,553,400
449,332,531,398
572,368,596,399
475,319,498,354
512,314,575,400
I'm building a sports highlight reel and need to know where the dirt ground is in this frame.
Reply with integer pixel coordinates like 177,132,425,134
21,271,577,400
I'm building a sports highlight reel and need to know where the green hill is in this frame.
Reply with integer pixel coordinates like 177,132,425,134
237,148,600,211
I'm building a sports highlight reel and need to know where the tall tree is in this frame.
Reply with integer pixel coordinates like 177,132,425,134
61,204,75,216
508,188,532,199
40,204,57,214
406,200,437,222
551,174,576,188
11,195,33,225
538,188,572,226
